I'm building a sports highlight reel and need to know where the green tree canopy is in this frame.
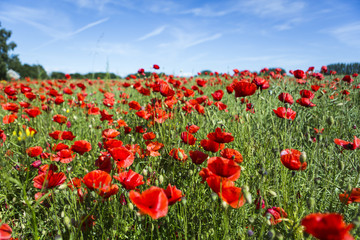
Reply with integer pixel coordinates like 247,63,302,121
0,22,17,79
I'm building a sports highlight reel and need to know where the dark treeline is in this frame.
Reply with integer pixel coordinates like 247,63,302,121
327,63,360,75
50,72,120,80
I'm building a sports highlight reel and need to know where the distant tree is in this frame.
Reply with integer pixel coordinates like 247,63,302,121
200,70,212,75
327,63,360,75
51,72,65,79
266,68,286,75
0,22,17,80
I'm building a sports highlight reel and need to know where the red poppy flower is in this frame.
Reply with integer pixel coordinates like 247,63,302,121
128,101,141,110
233,81,257,98
2,103,19,112
160,82,175,97
33,170,67,190
339,188,360,204
163,184,183,205
55,95,64,105
88,107,100,115
52,143,69,152
273,107,296,120
100,109,113,122
70,140,92,155
153,64,160,70
61,131,76,141
334,136,360,150
278,93,294,105
181,132,196,145
24,107,42,118
143,132,156,140
129,186,168,219
102,129,120,139
103,139,123,150
220,148,243,163
189,150,208,165
300,89,315,99
311,85,321,92
265,207,288,225
211,89,224,101
296,98,316,107
53,114,67,124
206,176,245,208
108,146,134,169
82,170,118,198
114,169,144,190
301,213,353,240
200,139,224,153
226,85,234,94
26,146,43,158
4,86,17,96
169,148,188,161
185,125,199,134
293,69,305,79
0,128,6,146
280,149,307,170
207,157,241,181
207,128,234,143
51,149,76,163
0,222,12,240
3,114,17,124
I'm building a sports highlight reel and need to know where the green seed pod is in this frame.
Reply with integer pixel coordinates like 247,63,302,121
142,168,148,176
300,152,307,163
347,184,353,193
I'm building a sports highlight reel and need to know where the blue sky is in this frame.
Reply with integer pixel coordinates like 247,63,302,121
0,0,360,77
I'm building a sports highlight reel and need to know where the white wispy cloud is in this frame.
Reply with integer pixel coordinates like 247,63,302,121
137,25,167,41
329,22,360,47
32,18,110,50
159,28,222,50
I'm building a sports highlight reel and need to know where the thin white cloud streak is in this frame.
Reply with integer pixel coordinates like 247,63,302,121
184,33,222,48
137,25,167,41
330,22,360,47
32,18,110,51
68,18,109,37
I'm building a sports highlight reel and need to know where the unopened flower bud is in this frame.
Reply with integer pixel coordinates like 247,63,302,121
327,116,334,126
307,197,315,209
300,152,307,163
268,190,277,197
128,202,134,211
158,175,164,184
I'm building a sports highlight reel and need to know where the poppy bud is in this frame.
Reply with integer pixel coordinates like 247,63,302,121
267,229,275,239
128,202,134,211
268,190,277,197
211,192,218,201
327,116,334,126
158,175,164,184
221,201,228,209
300,152,307,163
338,161,345,170
347,184,352,193
64,216,71,229
58,183,68,190
142,169,148,176
177,151,184,160
181,197,187,205
307,197,315,209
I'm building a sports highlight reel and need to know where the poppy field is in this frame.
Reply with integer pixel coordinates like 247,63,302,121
0,66,360,239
